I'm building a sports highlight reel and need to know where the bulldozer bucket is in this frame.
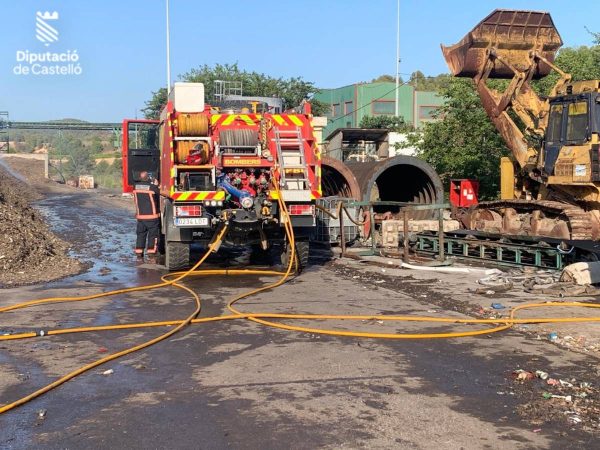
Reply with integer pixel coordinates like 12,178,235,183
441,9,563,79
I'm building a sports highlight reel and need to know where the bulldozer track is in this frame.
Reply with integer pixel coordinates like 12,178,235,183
473,199,593,241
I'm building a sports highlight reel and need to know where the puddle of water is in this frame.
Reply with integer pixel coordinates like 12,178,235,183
34,193,159,288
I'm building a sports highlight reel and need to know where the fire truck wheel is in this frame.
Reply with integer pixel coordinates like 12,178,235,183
273,240,309,273
165,242,190,271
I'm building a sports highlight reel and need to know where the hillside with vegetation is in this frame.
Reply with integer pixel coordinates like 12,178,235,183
8,126,122,189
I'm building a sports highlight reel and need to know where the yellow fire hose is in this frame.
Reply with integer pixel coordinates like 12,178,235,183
2,181,600,414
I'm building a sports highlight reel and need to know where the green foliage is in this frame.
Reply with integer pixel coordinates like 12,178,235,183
142,87,168,120
143,63,327,119
93,159,122,189
359,115,412,132
51,135,95,178
371,74,399,83
370,72,450,92
410,79,509,200
90,136,104,153
534,44,600,95
94,160,110,175
408,71,451,92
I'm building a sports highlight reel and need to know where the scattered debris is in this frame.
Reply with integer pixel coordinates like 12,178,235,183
513,369,535,381
560,261,600,285
514,368,599,429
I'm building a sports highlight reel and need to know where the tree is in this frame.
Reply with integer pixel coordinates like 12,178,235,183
408,71,451,92
52,135,95,177
408,79,509,200
90,136,104,154
371,74,397,83
143,63,328,119
359,115,412,133
142,87,167,120
534,44,600,95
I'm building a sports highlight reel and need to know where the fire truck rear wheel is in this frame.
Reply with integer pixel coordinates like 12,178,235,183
165,242,190,271
273,240,309,273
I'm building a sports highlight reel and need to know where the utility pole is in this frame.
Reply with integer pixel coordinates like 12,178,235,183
395,0,400,117
166,0,172,95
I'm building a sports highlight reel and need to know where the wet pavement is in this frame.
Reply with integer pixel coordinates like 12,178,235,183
34,193,140,287
1,187,599,448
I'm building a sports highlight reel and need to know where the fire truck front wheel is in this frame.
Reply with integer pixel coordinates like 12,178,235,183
165,241,190,271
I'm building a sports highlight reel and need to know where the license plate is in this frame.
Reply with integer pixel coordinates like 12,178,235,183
175,217,209,226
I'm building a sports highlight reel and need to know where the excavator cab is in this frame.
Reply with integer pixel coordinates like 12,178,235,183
544,89,600,176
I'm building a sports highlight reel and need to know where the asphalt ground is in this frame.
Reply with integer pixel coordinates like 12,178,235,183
0,161,599,448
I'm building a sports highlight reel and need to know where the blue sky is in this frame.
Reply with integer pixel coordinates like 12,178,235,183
1,0,598,122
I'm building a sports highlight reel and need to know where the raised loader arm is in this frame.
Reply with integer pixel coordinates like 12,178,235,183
441,9,570,170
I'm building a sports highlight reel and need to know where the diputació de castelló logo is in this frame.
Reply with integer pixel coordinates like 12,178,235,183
13,10,83,76
36,11,59,46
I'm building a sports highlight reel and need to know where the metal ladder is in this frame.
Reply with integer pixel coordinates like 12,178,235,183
273,127,310,192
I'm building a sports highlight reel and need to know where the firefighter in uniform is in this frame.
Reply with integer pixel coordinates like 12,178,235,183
133,171,161,262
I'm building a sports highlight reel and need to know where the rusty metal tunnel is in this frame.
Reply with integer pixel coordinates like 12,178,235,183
321,156,443,219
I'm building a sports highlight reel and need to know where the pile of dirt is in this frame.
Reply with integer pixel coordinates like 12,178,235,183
0,168,81,286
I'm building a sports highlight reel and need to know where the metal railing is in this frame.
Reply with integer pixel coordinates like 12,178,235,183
335,200,449,262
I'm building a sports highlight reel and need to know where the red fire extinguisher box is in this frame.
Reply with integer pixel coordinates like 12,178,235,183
450,179,479,207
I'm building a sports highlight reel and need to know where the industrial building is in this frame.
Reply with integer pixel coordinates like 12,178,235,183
312,81,444,139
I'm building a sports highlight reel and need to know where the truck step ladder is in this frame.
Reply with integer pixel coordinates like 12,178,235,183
273,127,310,195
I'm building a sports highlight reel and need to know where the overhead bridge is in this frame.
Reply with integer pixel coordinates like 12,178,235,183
7,121,122,131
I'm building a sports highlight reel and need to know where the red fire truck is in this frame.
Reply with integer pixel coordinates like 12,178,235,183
123,82,321,270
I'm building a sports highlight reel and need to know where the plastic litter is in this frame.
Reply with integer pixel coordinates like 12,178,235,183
559,379,574,388
102,369,114,376
546,378,560,386
536,370,549,380
37,409,47,419
548,332,558,342
491,303,506,310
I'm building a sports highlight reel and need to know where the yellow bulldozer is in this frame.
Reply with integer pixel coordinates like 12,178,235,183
442,9,600,241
